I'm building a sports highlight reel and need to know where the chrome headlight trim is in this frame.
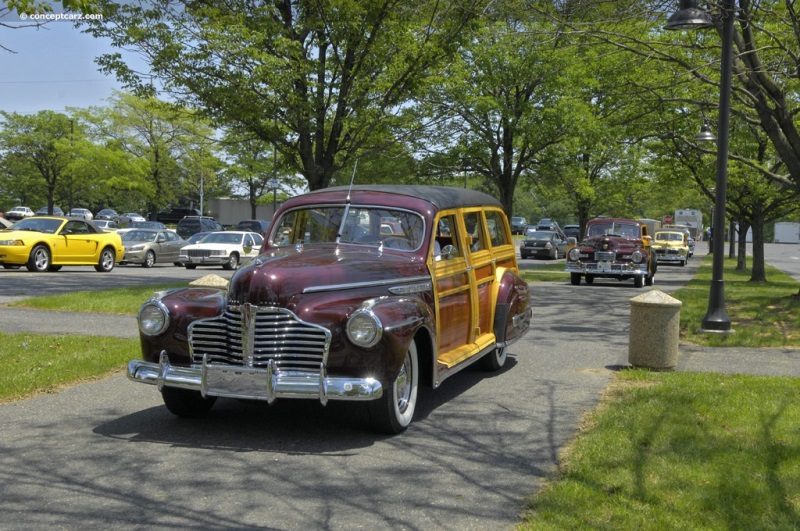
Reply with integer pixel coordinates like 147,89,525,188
631,250,644,263
568,247,581,261
138,300,170,336
346,309,383,348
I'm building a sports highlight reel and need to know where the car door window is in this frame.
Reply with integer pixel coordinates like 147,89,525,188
463,212,485,252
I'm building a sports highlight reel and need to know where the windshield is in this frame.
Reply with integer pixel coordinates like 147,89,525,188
11,218,63,234
271,206,424,251
586,221,639,239
656,232,683,242
123,230,158,243
525,231,555,241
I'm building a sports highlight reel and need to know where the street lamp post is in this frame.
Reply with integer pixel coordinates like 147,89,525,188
666,0,733,333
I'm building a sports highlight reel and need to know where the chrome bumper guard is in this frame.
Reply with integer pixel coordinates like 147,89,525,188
565,262,648,276
128,352,383,406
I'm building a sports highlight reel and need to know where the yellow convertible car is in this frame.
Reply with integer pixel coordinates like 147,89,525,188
0,216,125,272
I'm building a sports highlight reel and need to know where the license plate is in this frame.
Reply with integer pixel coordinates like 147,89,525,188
204,365,270,399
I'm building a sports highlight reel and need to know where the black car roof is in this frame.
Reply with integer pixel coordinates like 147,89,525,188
306,185,503,211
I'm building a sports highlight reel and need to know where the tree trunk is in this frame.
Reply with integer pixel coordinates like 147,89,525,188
737,219,749,271
750,216,767,282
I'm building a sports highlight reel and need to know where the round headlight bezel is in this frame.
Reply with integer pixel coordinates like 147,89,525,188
568,248,581,261
346,310,383,348
631,250,644,263
138,301,170,336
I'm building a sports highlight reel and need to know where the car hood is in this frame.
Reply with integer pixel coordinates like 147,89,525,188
227,245,428,306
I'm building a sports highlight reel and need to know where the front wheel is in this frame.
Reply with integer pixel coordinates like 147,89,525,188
634,275,644,288
479,346,507,371
584,275,594,285
185,264,197,270
368,340,418,434
161,387,217,417
223,252,239,270
570,273,581,286
26,244,50,272
142,250,155,268
553,249,559,260
94,247,115,272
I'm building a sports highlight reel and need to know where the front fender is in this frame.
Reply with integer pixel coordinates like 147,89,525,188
364,296,435,382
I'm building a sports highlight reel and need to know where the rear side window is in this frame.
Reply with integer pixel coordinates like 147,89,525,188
484,210,510,248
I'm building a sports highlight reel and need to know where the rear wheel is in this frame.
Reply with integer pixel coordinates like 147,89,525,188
26,244,50,272
161,387,217,417
368,340,418,434
94,247,115,272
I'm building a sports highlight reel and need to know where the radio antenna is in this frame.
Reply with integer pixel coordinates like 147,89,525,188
336,158,358,243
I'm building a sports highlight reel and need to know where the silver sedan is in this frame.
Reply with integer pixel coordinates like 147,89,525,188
120,229,186,268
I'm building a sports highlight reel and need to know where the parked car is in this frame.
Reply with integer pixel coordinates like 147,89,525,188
565,217,656,288
95,209,120,223
35,206,64,216
520,230,568,260
68,208,93,220
652,229,689,267
184,232,211,245
0,216,123,272
687,236,695,257
536,217,559,231
236,219,271,237
178,230,262,270
119,212,147,224
120,229,186,268
94,220,120,231
562,224,581,239
155,207,201,224
176,216,223,239
510,216,528,235
127,185,532,434
6,206,34,221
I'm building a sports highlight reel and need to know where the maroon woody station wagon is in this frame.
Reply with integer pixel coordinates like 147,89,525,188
128,185,532,433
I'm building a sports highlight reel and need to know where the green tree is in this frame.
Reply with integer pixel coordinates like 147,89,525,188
75,92,227,215
84,0,485,191
0,111,74,212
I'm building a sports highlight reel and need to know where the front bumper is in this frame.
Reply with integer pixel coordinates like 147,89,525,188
655,252,686,262
180,256,228,266
128,352,383,406
565,261,648,276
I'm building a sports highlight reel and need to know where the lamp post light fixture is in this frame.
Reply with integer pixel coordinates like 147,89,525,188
667,0,734,333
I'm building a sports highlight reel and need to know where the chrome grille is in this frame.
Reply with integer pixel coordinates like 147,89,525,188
595,251,615,261
188,249,212,258
189,306,331,372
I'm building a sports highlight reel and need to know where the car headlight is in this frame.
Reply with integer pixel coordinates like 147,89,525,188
346,310,382,348
568,248,581,261
0,239,24,246
129,245,144,251
138,301,170,336
211,250,226,256
631,250,644,263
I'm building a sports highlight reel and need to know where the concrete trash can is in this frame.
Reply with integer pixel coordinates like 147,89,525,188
628,290,682,370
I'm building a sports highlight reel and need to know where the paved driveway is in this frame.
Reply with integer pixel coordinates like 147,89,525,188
1,248,796,529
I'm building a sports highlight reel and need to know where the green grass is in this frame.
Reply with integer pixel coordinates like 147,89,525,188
520,369,800,530
519,262,570,283
672,255,800,348
9,283,186,314
0,332,139,402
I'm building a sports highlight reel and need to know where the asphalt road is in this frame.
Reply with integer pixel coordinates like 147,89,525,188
0,245,796,530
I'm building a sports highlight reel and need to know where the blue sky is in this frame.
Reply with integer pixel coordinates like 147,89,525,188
1,20,139,115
